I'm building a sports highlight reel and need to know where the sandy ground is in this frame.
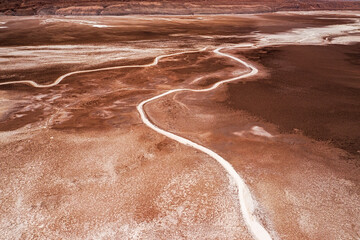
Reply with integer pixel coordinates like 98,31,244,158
0,11,360,239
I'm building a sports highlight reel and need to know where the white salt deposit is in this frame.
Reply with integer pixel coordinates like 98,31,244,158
250,126,273,138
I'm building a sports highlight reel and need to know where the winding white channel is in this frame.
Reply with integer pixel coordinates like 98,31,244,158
138,45,272,240
0,48,207,88
0,45,272,240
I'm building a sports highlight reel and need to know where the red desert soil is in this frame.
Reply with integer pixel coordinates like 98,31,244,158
226,44,360,155
0,12,360,239
1,0,360,16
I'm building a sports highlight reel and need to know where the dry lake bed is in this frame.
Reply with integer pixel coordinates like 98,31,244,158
0,11,360,240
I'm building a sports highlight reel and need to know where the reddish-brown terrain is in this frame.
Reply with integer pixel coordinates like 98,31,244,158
0,11,359,240
1,0,360,15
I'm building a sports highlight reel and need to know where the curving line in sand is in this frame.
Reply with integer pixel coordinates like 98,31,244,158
0,48,207,88
137,45,272,240
0,45,272,240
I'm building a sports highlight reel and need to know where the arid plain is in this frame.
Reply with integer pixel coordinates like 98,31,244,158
0,12,360,239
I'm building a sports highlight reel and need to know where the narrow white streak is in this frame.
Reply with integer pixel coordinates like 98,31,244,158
170,34,250,39
0,21,7,29
92,24,110,28
199,35,214,39
41,18,113,28
0,44,272,240
137,45,272,240
0,48,207,88
190,76,204,84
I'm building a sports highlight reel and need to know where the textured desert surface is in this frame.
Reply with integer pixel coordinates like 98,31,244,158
1,0,360,16
0,11,360,239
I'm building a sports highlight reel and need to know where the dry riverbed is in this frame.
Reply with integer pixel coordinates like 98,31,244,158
1,12,360,239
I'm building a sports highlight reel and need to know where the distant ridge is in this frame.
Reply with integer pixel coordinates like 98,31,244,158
1,0,360,15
